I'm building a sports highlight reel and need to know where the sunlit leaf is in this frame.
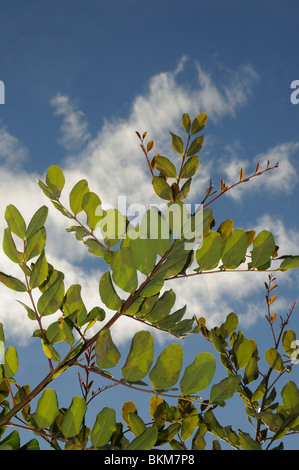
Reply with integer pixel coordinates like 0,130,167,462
37,272,64,316
61,396,87,438
153,155,177,178
25,227,46,262
45,165,65,199
3,346,19,378
91,407,116,448
152,176,173,201
191,113,207,135
5,204,26,239
149,343,183,390
221,229,247,269
170,132,184,155
95,328,121,369
125,426,158,450
265,348,284,372
121,331,154,382
26,206,48,239
111,247,138,293
180,352,216,395
251,230,276,269
3,228,23,263
69,179,89,215
33,389,59,429
0,272,27,292
99,271,123,311
209,375,241,406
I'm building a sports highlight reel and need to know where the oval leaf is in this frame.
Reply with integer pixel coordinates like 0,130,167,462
180,352,216,395
149,343,183,391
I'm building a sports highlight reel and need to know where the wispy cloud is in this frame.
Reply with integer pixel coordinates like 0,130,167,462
50,93,91,151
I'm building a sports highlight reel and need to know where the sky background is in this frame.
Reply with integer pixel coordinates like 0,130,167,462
0,0,299,450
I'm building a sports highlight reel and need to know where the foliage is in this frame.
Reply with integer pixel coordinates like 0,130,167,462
0,112,298,450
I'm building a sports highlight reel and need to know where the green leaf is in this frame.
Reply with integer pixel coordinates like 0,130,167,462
149,343,183,391
176,178,192,201
45,165,65,199
281,380,299,414
66,225,89,240
139,208,172,256
191,113,207,135
282,329,297,356
243,357,259,385
129,237,157,275
170,132,184,155
121,331,154,382
180,352,216,395
152,176,173,201
156,423,181,446
3,346,19,378
220,312,238,339
83,238,107,257
26,206,48,239
0,272,27,292
279,256,299,271
99,208,126,247
251,230,276,269
232,335,253,370
126,426,158,450
0,431,20,450
128,413,146,437
95,329,121,369
153,155,177,178
111,247,138,293
257,411,283,432
29,250,48,289
91,408,116,448
195,231,223,271
5,204,26,239
180,156,199,178
209,375,241,406
61,397,87,439
3,228,23,263
33,389,59,429
63,284,87,326
217,219,234,240
37,273,65,316
265,348,284,372
145,289,176,324
69,179,89,215
25,227,46,262
181,414,199,441
41,340,61,362
82,191,103,231
186,135,204,156
182,113,191,134
221,229,247,269
238,431,261,450
99,271,123,311
192,422,207,450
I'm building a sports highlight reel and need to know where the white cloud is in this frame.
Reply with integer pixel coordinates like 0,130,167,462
50,93,91,151
220,141,299,201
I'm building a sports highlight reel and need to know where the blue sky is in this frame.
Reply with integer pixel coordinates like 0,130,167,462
0,0,299,450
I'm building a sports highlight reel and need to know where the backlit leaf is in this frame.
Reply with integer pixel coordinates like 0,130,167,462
126,426,158,450
3,346,19,378
82,191,103,231
170,132,184,155
221,229,247,269
26,206,48,239
180,352,216,395
29,250,48,289
195,231,223,271
152,176,173,201
61,396,87,438
111,247,138,293
99,271,123,311
180,156,199,178
5,204,26,239
95,329,121,369
186,135,204,156
33,389,59,429
191,113,207,135
279,255,299,271
91,408,116,448
265,348,284,372
209,375,241,406
251,230,276,269
0,272,27,292
37,273,64,316
45,165,65,199
25,227,46,262
149,343,183,390
69,179,89,215
153,155,177,178
121,331,154,382
3,228,23,263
